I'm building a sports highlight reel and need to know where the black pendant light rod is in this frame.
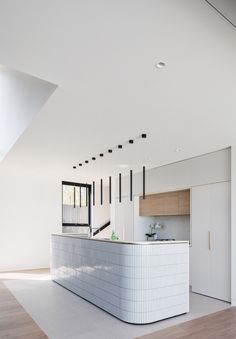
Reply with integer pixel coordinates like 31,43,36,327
79,185,82,207
93,181,95,206
143,166,146,200
86,184,88,207
100,179,103,205
130,170,133,202
119,173,122,203
109,176,112,204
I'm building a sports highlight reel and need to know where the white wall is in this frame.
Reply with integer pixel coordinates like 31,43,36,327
0,167,62,271
231,146,236,306
0,167,110,271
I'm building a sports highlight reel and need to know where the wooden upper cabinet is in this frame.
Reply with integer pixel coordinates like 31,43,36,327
139,189,190,216
164,191,179,215
178,190,190,215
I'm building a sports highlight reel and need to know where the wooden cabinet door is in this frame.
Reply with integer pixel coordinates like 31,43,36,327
163,192,179,215
179,190,190,215
139,193,164,216
140,189,190,216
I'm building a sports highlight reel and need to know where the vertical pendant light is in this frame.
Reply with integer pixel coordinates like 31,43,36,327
74,186,76,208
79,184,82,207
100,179,103,205
130,170,133,201
143,166,146,199
85,184,88,207
119,173,122,203
93,181,95,206
109,176,112,204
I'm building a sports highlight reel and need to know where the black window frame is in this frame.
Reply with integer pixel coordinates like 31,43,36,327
62,181,91,226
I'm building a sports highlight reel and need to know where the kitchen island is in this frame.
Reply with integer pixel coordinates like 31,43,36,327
51,234,189,324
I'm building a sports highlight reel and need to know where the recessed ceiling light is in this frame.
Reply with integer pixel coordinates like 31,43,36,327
155,61,166,69
175,147,182,153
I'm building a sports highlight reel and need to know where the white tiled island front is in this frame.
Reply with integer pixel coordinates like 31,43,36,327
51,234,189,324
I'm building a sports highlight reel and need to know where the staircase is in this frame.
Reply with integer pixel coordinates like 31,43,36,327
93,221,111,237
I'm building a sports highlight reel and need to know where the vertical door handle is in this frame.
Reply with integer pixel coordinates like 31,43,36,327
208,231,211,250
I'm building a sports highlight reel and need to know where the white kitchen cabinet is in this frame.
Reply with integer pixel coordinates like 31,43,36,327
191,181,231,302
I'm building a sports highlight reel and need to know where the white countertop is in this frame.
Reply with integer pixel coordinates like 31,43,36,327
52,233,189,245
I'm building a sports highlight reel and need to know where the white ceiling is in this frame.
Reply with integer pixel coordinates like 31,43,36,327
0,0,235,180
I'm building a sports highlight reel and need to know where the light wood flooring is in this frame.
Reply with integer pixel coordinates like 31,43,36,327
0,274,48,339
137,307,236,339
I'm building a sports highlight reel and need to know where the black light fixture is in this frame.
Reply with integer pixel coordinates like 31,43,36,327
73,166,76,169
93,181,95,206
119,173,122,203
74,186,76,208
74,133,147,168
130,170,133,201
85,184,88,207
100,179,103,205
109,176,112,204
79,185,82,207
143,166,146,199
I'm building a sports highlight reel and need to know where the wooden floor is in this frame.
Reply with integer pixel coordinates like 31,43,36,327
0,280,48,339
137,307,236,339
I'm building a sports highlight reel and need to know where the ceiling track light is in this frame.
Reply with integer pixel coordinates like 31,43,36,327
74,133,147,168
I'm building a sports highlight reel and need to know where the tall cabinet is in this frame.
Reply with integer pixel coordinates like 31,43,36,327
191,181,231,302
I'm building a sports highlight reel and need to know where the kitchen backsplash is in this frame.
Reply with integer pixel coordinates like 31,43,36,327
153,215,190,241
